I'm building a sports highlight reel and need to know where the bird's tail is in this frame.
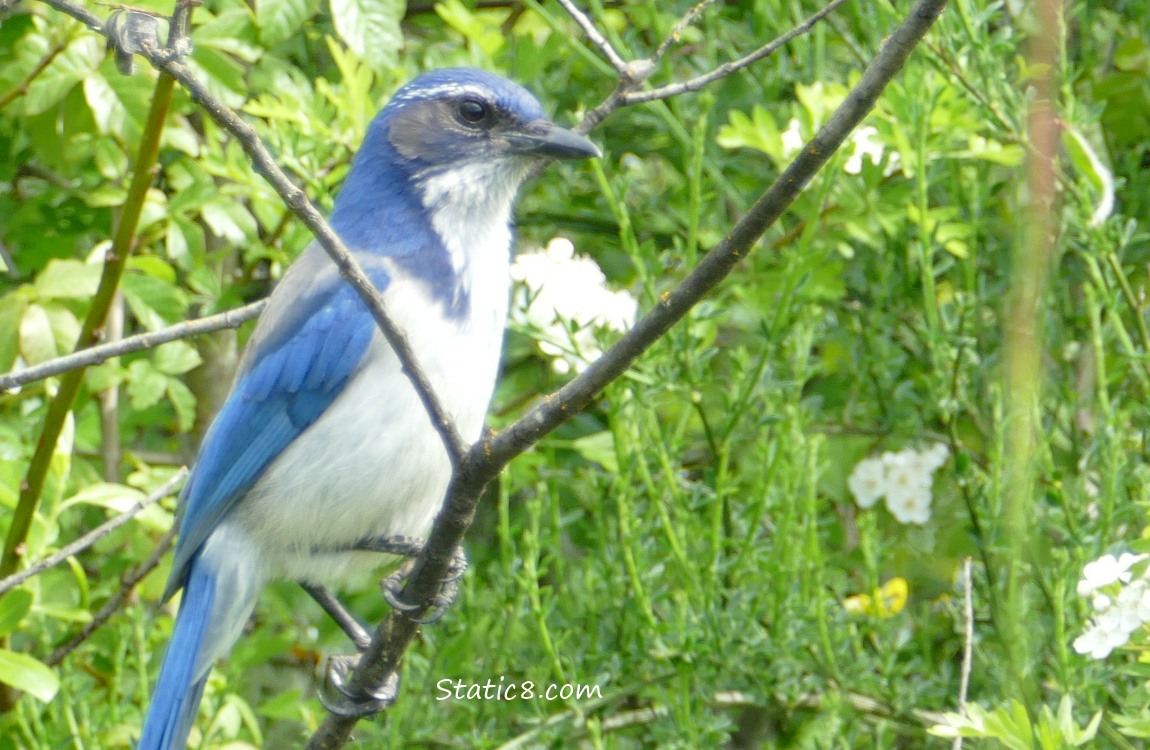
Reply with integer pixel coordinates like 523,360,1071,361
139,528,260,750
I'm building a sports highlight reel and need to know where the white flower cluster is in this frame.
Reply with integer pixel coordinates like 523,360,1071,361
510,238,638,374
847,444,949,525
1073,552,1150,659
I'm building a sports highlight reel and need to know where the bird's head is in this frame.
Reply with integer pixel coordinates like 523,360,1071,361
337,68,600,226
385,67,601,170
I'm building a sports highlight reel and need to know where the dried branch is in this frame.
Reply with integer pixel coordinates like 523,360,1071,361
623,0,849,105
306,0,948,746
0,468,187,596
0,301,265,392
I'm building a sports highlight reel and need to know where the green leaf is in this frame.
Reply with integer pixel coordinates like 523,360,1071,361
0,590,33,637
126,360,169,410
122,273,189,331
21,36,101,116
571,431,619,473
59,482,147,514
330,0,404,71
82,73,123,135
19,303,57,364
0,649,59,702
153,341,203,376
34,259,102,300
201,199,258,244
1062,124,1115,228
167,378,197,432
258,0,317,46
0,294,30,373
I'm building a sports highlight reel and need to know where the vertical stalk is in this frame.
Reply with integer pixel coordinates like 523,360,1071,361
1001,0,1061,708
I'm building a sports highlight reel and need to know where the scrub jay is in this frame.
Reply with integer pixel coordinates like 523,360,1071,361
139,67,599,750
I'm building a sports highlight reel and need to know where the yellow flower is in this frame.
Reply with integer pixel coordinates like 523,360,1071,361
844,577,909,617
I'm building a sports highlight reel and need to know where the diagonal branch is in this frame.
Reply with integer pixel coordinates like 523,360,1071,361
0,468,187,596
623,0,849,105
554,0,629,73
306,0,948,746
648,0,716,68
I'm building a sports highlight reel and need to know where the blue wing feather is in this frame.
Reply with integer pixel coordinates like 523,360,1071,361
164,275,384,599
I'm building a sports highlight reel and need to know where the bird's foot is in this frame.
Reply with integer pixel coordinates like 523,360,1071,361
352,534,426,558
381,546,468,624
318,654,399,717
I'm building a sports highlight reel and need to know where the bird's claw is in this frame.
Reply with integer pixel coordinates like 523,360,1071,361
380,547,468,624
106,10,161,75
318,654,399,718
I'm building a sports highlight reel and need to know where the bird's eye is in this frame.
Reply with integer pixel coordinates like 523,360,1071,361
457,99,489,125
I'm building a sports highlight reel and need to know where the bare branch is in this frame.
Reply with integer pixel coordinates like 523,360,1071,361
554,0,630,73
0,468,187,596
305,0,948,746
649,0,716,68
624,0,849,105
0,301,265,392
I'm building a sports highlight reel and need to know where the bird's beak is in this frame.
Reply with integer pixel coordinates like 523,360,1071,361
510,120,601,160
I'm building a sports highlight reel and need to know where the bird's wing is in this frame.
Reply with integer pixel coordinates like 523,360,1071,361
164,252,387,598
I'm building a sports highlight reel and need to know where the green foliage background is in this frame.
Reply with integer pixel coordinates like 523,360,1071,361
1,0,1149,747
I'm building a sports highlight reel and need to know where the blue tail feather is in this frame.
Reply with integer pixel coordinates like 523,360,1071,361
138,560,217,750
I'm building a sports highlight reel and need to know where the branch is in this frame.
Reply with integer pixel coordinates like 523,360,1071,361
554,0,630,73
648,0,716,68
47,524,178,667
623,0,849,105
0,301,265,392
306,0,948,746
0,468,186,596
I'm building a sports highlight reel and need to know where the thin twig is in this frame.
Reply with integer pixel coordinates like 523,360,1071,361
0,300,265,392
649,0,715,67
306,0,947,746
623,0,848,105
554,0,629,73
0,37,71,110
46,524,179,666
0,468,187,596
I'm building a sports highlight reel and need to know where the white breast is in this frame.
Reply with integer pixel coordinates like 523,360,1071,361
226,167,517,586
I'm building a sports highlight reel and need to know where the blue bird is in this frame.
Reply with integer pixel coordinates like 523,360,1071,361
138,67,599,750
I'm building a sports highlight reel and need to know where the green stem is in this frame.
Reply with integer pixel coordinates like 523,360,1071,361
0,72,175,580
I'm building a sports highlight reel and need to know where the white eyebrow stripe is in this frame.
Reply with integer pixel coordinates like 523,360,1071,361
392,83,489,102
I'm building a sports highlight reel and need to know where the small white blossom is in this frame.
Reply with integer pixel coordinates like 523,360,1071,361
1115,579,1150,631
1074,609,1132,659
921,442,949,472
885,483,932,525
511,238,638,374
848,457,886,509
882,450,932,496
1077,553,1147,596
781,118,803,158
844,125,884,175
